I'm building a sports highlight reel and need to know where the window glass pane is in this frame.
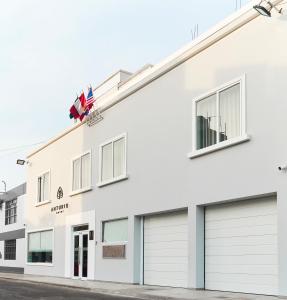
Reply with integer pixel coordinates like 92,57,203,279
73,158,81,191
219,83,240,142
38,177,42,202
5,199,17,225
40,230,53,251
103,219,128,243
113,138,125,178
4,240,16,260
81,153,91,189
101,143,113,182
28,232,41,251
196,94,217,150
42,172,50,202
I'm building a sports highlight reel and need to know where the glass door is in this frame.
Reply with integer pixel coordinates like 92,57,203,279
73,231,88,279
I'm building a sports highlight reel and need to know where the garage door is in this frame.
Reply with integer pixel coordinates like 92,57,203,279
205,197,278,295
144,211,188,287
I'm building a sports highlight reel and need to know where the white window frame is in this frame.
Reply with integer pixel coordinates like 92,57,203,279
97,133,128,187
36,170,51,207
26,227,54,267
70,150,92,196
188,75,249,159
101,217,128,246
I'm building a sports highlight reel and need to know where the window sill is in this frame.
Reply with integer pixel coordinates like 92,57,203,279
26,262,53,267
97,175,129,188
35,200,51,207
187,135,250,159
69,186,93,197
102,241,128,246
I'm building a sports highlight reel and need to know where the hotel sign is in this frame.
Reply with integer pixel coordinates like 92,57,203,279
51,203,69,214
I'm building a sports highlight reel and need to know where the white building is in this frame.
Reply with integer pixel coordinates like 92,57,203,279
25,0,287,297
0,183,26,273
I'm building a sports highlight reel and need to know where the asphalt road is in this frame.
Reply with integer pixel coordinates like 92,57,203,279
0,278,140,300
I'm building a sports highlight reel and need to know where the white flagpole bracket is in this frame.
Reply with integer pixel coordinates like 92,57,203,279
86,109,103,127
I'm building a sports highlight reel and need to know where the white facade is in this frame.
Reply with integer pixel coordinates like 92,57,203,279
0,184,26,273
25,0,287,296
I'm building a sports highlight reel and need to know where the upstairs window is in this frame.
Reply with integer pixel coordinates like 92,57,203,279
99,134,127,185
5,199,17,225
72,152,91,192
37,171,50,204
193,77,245,152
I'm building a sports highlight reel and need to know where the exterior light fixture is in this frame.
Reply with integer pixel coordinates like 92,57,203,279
253,1,283,17
16,159,26,165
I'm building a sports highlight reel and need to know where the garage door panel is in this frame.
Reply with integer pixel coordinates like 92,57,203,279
205,198,278,295
205,214,277,230
205,224,277,238
144,224,187,235
144,232,187,243
205,244,277,256
145,248,188,258
206,198,276,222
144,214,187,228
205,234,277,247
205,254,278,266
144,240,188,250
144,256,188,265
144,263,187,272
144,211,188,287
205,264,278,275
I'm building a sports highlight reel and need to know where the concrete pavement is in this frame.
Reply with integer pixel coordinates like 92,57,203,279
0,272,282,300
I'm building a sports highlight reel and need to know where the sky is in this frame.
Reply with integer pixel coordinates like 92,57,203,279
0,0,251,191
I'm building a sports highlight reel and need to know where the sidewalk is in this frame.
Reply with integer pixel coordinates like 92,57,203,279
0,272,281,300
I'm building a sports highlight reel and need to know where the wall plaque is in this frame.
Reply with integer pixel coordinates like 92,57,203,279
103,245,126,258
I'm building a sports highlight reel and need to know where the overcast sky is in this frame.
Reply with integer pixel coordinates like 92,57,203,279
0,0,250,190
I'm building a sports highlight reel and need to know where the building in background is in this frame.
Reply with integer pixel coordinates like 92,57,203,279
25,0,287,297
0,183,26,274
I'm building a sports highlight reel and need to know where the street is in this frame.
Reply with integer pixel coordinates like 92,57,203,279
0,278,141,300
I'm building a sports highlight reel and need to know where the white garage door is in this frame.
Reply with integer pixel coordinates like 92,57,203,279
144,211,188,287
205,197,278,295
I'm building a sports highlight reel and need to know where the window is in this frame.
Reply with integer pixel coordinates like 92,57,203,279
191,76,247,156
37,171,50,203
5,199,17,225
27,229,53,264
4,240,16,260
72,152,91,192
102,219,128,243
99,134,127,184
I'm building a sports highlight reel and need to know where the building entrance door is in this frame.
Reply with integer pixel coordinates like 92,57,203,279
73,229,89,279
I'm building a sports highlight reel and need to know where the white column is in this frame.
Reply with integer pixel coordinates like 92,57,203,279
188,204,204,289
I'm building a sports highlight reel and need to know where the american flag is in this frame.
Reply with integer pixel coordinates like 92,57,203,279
86,86,95,106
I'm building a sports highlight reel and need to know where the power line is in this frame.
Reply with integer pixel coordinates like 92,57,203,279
0,141,46,153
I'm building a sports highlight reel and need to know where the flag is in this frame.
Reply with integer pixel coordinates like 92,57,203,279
69,97,83,119
79,87,95,121
86,86,95,107
79,92,87,109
